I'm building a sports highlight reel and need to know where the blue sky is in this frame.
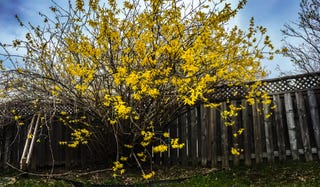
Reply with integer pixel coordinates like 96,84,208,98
0,0,300,78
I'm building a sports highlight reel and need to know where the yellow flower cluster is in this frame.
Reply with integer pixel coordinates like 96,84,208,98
142,171,155,180
137,152,147,162
67,128,91,148
140,130,154,147
120,156,128,161
233,128,245,138
153,144,168,153
103,95,132,120
112,161,123,171
171,138,185,149
12,110,24,125
124,144,133,148
221,103,243,121
112,161,126,177
163,132,169,138
231,147,243,156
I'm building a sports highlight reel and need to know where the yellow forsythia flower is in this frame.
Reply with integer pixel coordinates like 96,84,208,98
231,147,240,155
120,156,128,161
124,144,133,148
137,152,144,157
163,132,169,138
238,128,245,135
153,144,168,153
60,111,67,115
120,169,126,175
142,171,155,180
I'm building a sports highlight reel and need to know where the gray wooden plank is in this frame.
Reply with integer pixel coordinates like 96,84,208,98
180,111,187,165
284,93,299,160
263,103,274,162
273,95,286,161
242,100,252,166
209,107,218,167
200,104,207,166
252,102,262,163
307,90,320,159
231,101,240,166
190,107,198,166
295,92,313,161
221,102,229,168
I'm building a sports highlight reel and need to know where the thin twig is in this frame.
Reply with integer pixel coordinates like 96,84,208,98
5,162,112,177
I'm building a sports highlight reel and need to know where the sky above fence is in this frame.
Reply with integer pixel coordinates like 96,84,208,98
0,0,300,78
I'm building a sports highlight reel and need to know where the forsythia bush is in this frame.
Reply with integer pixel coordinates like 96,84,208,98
0,0,275,178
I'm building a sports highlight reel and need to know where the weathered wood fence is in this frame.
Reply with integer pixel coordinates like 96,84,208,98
153,72,320,167
1,72,320,170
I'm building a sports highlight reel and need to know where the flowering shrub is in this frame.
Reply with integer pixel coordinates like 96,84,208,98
0,0,275,179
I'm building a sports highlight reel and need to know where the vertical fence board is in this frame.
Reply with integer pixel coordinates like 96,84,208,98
200,105,207,166
180,111,187,165
190,107,198,166
295,92,313,161
170,118,178,165
242,100,252,166
209,107,218,167
252,103,262,163
232,101,240,166
205,106,212,166
186,110,192,165
284,93,299,160
0,125,3,168
307,90,320,159
221,102,229,168
263,103,274,162
273,95,286,161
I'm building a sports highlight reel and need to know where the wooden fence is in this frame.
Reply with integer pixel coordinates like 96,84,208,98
153,72,320,167
1,72,320,170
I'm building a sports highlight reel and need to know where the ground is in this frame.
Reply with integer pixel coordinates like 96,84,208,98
1,161,320,186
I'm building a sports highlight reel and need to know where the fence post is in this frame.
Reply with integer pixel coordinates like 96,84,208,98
307,90,320,159
284,93,299,160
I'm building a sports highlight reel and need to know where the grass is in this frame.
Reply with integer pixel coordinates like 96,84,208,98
167,161,320,187
1,161,320,186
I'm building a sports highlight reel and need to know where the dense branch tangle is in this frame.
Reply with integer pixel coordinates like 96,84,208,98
0,0,275,179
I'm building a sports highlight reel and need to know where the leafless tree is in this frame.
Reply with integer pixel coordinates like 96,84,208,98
282,0,320,73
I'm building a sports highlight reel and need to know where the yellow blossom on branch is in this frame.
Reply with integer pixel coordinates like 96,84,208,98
142,171,155,180
153,144,168,153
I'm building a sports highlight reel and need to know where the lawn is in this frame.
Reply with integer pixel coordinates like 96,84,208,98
1,161,320,186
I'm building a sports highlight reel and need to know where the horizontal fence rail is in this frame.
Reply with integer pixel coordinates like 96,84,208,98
1,72,320,169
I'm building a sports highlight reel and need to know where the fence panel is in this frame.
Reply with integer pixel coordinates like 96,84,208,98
2,72,320,169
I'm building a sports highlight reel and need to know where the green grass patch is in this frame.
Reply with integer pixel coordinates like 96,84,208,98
167,161,320,187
